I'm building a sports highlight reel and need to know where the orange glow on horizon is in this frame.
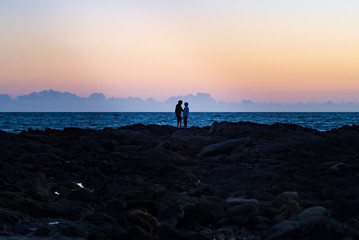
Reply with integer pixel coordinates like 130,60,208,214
1,1,359,103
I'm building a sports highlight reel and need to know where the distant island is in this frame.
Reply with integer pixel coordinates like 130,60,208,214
1,89,359,112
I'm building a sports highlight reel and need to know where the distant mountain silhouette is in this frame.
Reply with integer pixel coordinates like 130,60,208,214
1,89,359,112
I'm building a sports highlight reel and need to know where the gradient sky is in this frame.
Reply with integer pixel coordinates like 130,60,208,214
1,0,358,103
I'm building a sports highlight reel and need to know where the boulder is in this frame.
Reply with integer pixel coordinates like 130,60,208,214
179,204,216,230
290,206,329,223
226,197,259,208
157,205,184,227
131,209,157,232
196,138,252,159
20,172,51,200
226,203,258,216
272,191,300,208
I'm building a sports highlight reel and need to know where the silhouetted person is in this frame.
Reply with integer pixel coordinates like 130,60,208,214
175,100,184,128
183,102,189,128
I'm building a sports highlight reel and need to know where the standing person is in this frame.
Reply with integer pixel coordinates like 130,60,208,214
183,102,189,128
175,100,184,128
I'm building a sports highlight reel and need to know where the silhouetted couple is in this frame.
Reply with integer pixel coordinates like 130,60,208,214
175,100,189,128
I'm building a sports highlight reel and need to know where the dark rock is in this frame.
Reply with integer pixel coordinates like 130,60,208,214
126,200,159,216
272,191,300,208
44,199,94,220
64,188,92,202
159,225,185,240
179,204,215,230
107,199,127,213
196,138,252,159
82,212,116,224
119,212,152,233
0,191,43,216
2,122,359,239
290,206,329,223
20,153,62,168
263,217,356,240
19,172,51,201
188,184,214,197
127,225,151,240
275,200,304,221
131,209,157,232
226,203,258,216
157,205,184,227
0,208,30,225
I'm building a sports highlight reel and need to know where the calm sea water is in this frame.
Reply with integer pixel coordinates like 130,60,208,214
1,112,359,133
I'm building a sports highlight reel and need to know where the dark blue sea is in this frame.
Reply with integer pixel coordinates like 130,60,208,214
1,112,359,133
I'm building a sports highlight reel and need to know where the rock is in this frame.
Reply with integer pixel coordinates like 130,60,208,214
87,231,108,240
251,216,273,230
196,138,252,159
263,217,356,240
188,184,214,197
199,196,226,220
131,209,157,232
275,200,304,221
64,188,92,202
179,204,216,230
272,191,300,208
158,225,188,240
119,212,152,233
262,220,300,240
2,123,359,239
20,153,62,168
226,203,258,216
226,197,259,207
0,191,43,216
126,200,159,216
290,206,329,223
321,186,335,200
127,225,151,240
82,212,116,224
157,205,184,227
0,208,30,225
20,172,51,201
107,199,127,213
58,180,82,190
44,199,94,220
60,225,88,238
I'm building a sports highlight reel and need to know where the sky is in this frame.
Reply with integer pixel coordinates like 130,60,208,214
0,0,358,103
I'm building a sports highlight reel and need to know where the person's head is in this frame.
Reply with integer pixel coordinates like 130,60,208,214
184,102,188,106
178,100,183,104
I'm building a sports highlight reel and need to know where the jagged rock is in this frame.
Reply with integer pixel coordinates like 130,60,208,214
1,123,359,239
0,208,30,225
290,206,329,223
179,204,216,230
272,192,300,208
275,200,304,221
20,172,51,200
226,203,258,216
226,197,259,207
157,205,184,227
131,209,157,232
127,225,151,240
196,138,252,159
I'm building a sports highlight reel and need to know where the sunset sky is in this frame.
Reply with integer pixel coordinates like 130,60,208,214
1,0,358,103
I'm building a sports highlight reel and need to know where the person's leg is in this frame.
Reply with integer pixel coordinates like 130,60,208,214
184,117,187,128
179,119,182,128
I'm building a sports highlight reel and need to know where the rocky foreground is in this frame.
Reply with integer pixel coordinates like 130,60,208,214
0,122,359,240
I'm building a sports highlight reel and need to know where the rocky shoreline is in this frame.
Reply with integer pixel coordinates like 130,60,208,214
0,121,358,239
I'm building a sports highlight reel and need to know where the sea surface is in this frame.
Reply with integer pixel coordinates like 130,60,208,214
1,112,359,133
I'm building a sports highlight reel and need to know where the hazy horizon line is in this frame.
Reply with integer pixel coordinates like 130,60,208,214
2,89,359,105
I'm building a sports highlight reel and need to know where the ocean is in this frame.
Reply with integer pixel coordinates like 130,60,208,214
1,112,359,133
